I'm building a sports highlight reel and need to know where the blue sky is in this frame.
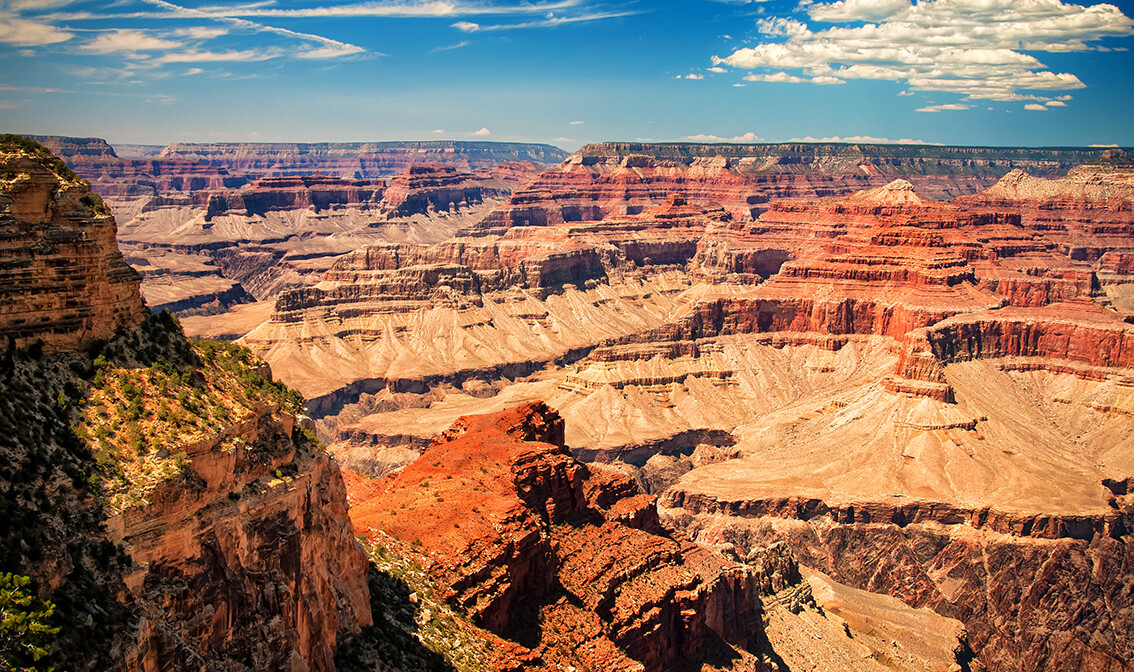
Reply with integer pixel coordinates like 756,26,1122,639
1,0,1132,149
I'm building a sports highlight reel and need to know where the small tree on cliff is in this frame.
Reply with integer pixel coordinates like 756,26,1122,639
0,573,61,672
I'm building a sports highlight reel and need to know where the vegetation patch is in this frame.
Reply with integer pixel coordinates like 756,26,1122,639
337,536,496,672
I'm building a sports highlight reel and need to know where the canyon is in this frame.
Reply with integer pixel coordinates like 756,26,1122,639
6,134,1133,671
237,143,1132,671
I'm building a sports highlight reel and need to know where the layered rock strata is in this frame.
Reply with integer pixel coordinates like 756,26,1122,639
112,403,371,672
346,402,768,672
0,136,146,349
0,138,371,671
155,141,569,178
468,142,1120,234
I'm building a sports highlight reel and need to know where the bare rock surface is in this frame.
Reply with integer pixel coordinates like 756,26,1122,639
345,402,771,672
0,136,146,349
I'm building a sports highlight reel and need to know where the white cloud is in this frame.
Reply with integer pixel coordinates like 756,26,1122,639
682,73,704,79
1024,102,1048,110
430,41,469,52
707,66,727,73
683,132,764,142
744,71,805,83
1045,99,1067,106
448,9,639,32
713,0,1133,103
175,26,226,40
570,120,584,125
916,103,972,112
6,0,76,10
1090,143,1119,147
788,135,937,144
473,127,491,136
432,129,445,134
157,48,281,63
897,89,914,95
810,74,845,84
81,28,181,54
809,0,910,22
0,12,72,45
184,67,203,75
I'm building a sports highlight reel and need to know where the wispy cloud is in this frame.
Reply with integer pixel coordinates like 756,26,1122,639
683,132,763,142
80,28,180,54
429,40,469,52
451,8,638,32
713,0,1133,105
916,103,973,112
788,134,938,145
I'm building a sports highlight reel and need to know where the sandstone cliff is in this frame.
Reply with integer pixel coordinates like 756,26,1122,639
0,138,371,671
0,134,147,350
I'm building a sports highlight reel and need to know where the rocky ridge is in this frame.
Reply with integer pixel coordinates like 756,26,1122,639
0,134,147,349
0,137,371,671
468,142,1124,233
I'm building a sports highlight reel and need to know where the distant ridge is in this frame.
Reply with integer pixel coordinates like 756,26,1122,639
160,140,569,165
573,141,1131,177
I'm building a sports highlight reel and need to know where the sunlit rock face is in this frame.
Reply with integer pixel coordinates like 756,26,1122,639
0,138,146,350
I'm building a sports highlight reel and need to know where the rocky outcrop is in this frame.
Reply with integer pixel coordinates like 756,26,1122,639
381,165,511,217
0,135,147,350
198,174,387,219
346,402,768,672
111,405,371,672
0,138,372,671
896,300,1134,386
954,163,1134,287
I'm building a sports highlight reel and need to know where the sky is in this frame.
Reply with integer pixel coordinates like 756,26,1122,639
1,0,1132,150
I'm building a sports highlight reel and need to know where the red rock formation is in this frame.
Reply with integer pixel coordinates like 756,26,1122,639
0,138,373,671
381,165,510,217
0,138,147,350
662,495,1134,672
895,299,1134,385
197,174,387,219
112,407,372,672
346,402,767,672
466,142,1116,235
954,164,1134,284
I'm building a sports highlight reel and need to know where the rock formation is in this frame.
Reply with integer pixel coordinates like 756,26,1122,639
346,401,769,671
290,157,1132,671
114,164,534,317
0,134,147,350
154,141,569,178
0,137,371,671
468,142,1118,234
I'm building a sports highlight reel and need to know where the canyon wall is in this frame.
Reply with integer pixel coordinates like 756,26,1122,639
0,134,147,349
0,137,371,671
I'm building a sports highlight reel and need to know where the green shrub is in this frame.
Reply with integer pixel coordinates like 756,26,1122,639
0,573,60,672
